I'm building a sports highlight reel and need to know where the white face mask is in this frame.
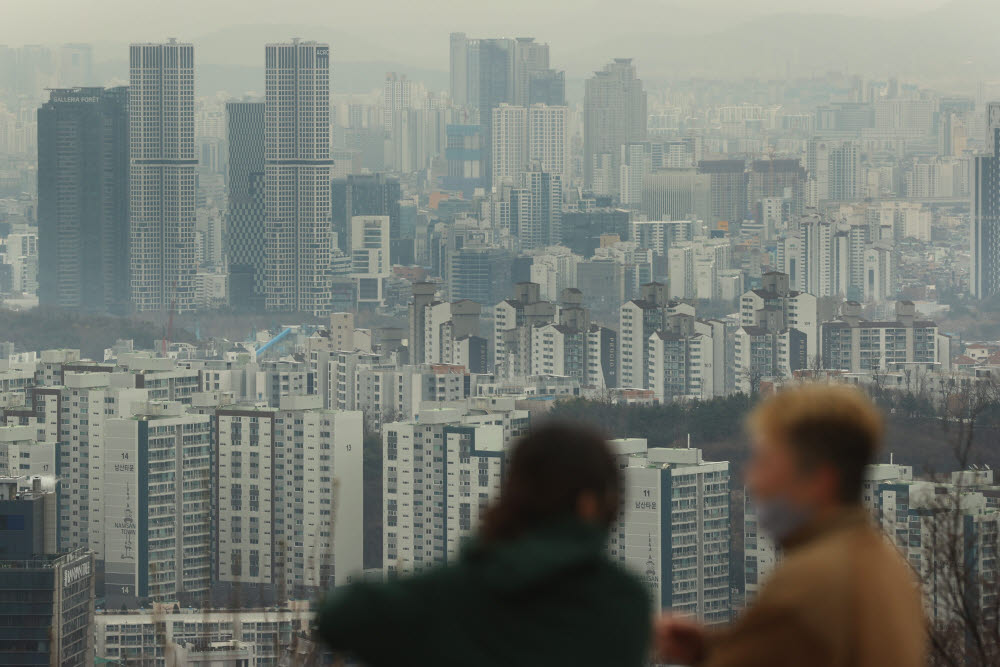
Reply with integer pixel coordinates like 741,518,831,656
755,496,812,544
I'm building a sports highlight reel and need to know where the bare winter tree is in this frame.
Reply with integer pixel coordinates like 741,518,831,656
919,377,1000,667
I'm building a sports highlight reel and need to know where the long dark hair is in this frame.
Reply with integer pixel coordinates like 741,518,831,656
479,422,621,544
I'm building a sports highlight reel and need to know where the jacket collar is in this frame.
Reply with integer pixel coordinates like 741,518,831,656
463,519,609,592
779,506,871,552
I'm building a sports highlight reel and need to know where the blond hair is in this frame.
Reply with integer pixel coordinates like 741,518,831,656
748,383,884,501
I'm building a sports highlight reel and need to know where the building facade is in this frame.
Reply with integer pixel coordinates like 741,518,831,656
128,41,197,313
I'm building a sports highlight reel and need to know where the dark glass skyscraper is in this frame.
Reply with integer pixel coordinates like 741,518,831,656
226,100,265,310
331,173,401,255
972,103,1000,298
37,86,129,313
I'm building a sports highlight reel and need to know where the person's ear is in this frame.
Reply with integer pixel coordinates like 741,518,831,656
812,465,841,505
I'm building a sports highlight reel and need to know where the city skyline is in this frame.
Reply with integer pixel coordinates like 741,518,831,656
2,9,1000,665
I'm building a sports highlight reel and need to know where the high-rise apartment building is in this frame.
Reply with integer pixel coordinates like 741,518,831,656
528,103,569,186
37,87,129,313
128,40,198,313
103,401,212,609
491,103,528,185
739,271,819,364
213,397,363,605
698,159,747,226
226,100,266,310
491,103,569,188
508,167,562,251
264,40,333,315
584,59,646,191
618,283,694,389
971,103,1000,298
612,442,731,625
383,406,529,575
383,72,412,132
807,137,861,202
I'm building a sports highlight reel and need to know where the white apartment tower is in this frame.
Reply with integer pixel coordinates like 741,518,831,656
213,397,364,605
491,103,528,185
102,401,212,609
527,103,569,185
264,40,333,315
384,411,511,575
383,72,412,132
612,442,731,625
128,40,198,313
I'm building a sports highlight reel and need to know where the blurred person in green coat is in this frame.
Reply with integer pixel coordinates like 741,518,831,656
315,422,651,667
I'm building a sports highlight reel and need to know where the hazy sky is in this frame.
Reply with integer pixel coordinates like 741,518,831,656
3,0,955,66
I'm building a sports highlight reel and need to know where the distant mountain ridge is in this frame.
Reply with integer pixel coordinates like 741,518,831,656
85,1,998,93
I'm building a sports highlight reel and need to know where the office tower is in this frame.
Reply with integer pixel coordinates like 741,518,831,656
584,59,646,191
560,208,631,257
383,72,412,132
491,103,528,184
971,103,1000,298
748,158,806,218
528,69,566,106
128,40,198,313
449,33,469,106
527,104,569,185
351,215,392,306
448,245,512,306
612,442,731,624
698,159,747,226
213,398,363,605
449,35,562,188
512,38,549,105
102,401,211,609
264,40,333,315
331,174,401,254
0,478,94,664
640,168,711,222
226,100,266,309
477,38,516,187
37,87,129,313
445,124,484,196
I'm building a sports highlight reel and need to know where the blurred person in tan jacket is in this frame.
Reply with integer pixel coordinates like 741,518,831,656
655,383,926,667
